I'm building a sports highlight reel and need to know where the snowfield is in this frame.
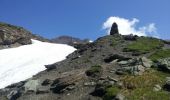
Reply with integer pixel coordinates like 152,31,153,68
0,39,76,89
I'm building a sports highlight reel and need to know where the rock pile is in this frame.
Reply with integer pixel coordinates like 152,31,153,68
110,22,119,35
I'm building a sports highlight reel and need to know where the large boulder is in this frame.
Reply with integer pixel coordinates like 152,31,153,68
110,22,119,35
157,58,170,72
140,57,153,68
24,79,40,93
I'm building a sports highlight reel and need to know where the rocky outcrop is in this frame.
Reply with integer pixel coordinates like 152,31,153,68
0,22,51,49
157,58,170,72
0,22,32,47
110,22,119,35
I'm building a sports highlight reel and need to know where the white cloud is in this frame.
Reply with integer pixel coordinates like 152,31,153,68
103,16,158,37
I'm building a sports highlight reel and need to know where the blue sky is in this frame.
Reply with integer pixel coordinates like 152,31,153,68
0,0,169,40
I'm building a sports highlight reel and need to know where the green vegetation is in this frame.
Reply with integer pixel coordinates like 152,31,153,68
124,37,164,54
149,49,170,62
103,86,120,100
126,87,170,100
85,65,102,77
121,69,170,100
122,70,167,89
110,35,124,46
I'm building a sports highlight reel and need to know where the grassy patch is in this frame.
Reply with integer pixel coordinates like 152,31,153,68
121,69,170,100
124,37,164,54
126,87,170,100
103,86,120,100
121,70,164,89
149,49,170,62
85,65,102,77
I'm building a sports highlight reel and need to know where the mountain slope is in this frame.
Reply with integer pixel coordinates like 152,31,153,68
0,22,170,100
0,34,169,100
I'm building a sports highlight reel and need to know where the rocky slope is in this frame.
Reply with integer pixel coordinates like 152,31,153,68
0,22,170,100
0,22,50,49
0,32,170,100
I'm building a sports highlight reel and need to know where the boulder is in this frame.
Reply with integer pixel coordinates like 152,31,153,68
104,54,129,63
131,65,145,75
115,93,125,100
163,77,170,91
110,22,119,35
7,90,21,100
141,57,153,68
45,64,56,71
153,84,162,92
50,78,74,93
50,83,70,93
157,58,170,72
36,87,49,94
124,34,137,41
24,79,40,93
118,61,129,65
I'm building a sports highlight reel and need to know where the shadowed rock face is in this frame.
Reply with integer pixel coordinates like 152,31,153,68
110,22,119,35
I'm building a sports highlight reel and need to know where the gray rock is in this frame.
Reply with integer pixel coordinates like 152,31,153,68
36,87,49,94
107,76,118,82
7,90,21,100
131,65,145,75
84,82,96,86
24,79,40,93
115,93,125,100
141,57,152,68
118,61,129,65
163,77,170,91
153,84,162,91
158,58,170,72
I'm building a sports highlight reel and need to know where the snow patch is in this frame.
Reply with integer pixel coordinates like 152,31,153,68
0,39,76,89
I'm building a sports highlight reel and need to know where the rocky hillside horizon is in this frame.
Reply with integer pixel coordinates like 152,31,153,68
0,22,170,100
0,22,50,49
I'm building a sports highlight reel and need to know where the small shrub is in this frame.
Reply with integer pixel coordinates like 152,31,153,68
103,86,120,100
85,65,102,77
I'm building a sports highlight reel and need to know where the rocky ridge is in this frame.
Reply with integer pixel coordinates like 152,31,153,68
0,22,50,49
